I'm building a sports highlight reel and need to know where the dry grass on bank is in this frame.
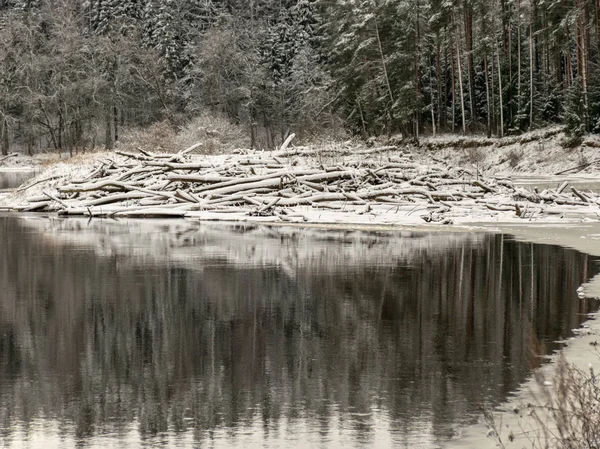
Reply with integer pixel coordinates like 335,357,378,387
485,350,600,449
118,114,249,155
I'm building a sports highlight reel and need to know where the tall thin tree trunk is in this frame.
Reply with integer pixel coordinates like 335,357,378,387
451,42,456,133
529,21,534,129
113,106,119,144
444,32,450,131
595,0,600,52
58,112,63,151
0,118,7,156
415,0,421,139
464,8,475,124
430,61,436,136
585,0,591,64
105,107,113,150
374,20,395,109
507,7,512,82
490,45,496,133
454,13,466,135
436,38,443,131
484,53,491,138
517,0,522,114
497,45,504,138
581,2,590,131
357,100,367,137
566,26,573,88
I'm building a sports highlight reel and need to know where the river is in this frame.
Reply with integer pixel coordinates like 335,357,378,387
0,216,597,448
0,169,38,191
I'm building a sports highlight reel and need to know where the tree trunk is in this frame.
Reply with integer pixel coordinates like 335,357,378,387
58,112,63,152
497,44,504,138
451,40,456,133
484,53,491,138
436,38,443,132
490,45,496,133
105,107,113,150
580,0,590,131
430,61,436,136
39,101,59,153
114,106,119,144
464,7,475,124
517,0,522,114
374,19,395,110
414,0,421,139
507,7,513,125
529,21,534,129
566,25,573,89
595,0,600,52
27,133,33,156
454,13,467,135
0,118,7,156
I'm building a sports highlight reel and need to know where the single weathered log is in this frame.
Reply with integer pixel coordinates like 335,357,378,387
113,209,189,218
571,186,591,203
83,192,150,206
166,174,236,183
172,142,203,159
115,150,157,162
17,175,62,192
14,201,50,211
144,161,215,170
43,191,70,209
259,197,281,212
175,189,200,203
486,203,518,212
556,180,569,194
279,133,296,152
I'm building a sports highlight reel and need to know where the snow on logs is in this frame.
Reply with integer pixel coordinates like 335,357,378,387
9,144,600,223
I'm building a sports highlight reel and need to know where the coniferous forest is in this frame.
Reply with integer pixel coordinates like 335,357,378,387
0,0,598,154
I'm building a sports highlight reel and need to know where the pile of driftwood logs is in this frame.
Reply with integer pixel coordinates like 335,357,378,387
10,142,600,223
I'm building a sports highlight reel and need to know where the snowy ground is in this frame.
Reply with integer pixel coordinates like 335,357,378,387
416,126,600,176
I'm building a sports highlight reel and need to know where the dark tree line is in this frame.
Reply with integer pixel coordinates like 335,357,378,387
0,0,599,154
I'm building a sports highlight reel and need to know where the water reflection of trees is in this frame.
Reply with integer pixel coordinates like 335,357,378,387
0,217,597,447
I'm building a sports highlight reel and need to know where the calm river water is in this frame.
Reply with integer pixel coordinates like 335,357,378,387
0,216,597,448
0,169,37,190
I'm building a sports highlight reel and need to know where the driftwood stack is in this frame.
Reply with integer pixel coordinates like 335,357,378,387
9,143,600,223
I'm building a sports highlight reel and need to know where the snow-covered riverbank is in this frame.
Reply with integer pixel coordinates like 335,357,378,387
1,130,600,226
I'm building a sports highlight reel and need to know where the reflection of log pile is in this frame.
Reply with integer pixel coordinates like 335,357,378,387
18,218,486,278
10,143,600,222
